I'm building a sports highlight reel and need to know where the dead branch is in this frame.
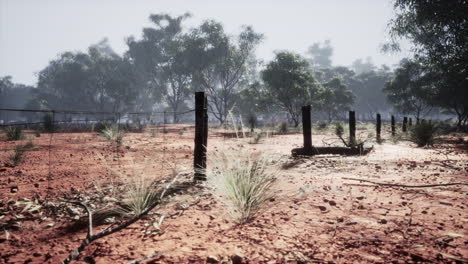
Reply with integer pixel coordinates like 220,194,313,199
61,200,93,238
343,177,468,188
60,172,185,264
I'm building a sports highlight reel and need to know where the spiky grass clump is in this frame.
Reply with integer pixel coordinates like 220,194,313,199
101,125,124,145
116,176,161,217
8,141,34,167
5,126,24,141
208,150,277,224
410,121,438,147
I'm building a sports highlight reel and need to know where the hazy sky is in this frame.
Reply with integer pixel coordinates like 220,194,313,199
0,0,410,85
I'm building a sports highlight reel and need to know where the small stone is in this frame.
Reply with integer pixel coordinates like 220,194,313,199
10,186,18,193
356,196,364,200
337,217,344,223
329,200,337,206
34,183,39,188
318,205,327,211
206,256,219,263
380,219,387,224
230,254,243,264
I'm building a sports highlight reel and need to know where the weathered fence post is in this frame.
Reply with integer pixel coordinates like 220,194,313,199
402,116,408,132
376,113,381,141
202,95,208,168
301,105,312,153
349,111,356,146
194,92,208,181
391,115,396,136
409,117,413,127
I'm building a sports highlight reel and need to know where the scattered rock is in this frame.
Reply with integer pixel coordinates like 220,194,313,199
230,254,243,264
10,186,18,193
318,206,327,211
329,200,337,206
206,256,219,263
379,219,387,224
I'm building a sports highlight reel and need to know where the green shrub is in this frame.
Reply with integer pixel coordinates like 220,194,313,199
410,121,438,147
208,150,277,224
5,126,24,141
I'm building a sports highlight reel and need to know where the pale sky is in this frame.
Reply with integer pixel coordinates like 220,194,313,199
0,0,410,86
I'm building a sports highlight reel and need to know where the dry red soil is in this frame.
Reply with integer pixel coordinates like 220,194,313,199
1,125,467,264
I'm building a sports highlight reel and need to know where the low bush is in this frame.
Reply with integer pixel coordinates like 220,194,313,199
5,126,24,141
8,141,34,167
43,114,54,132
277,121,288,133
410,121,438,147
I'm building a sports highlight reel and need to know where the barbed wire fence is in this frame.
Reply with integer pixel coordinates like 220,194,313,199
0,106,197,198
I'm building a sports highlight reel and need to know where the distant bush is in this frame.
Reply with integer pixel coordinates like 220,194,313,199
5,126,24,141
247,113,257,131
43,114,54,132
410,121,438,147
277,121,288,133
334,123,344,138
316,121,328,130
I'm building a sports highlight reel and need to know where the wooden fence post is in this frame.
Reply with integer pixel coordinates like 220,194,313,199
402,116,408,132
409,117,413,127
349,111,356,146
301,105,312,152
376,113,381,141
194,92,207,181
391,115,396,136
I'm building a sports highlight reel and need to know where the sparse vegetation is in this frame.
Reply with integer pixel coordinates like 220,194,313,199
116,176,161,217
278,121,288,133
8,141,34,167
101,125,124,145
410,121,438,147
5,126,24,141
208,150,277,224
43,113,54,132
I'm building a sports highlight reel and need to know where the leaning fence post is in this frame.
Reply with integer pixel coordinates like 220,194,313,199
301,105,312,152
376,113,381,141
402,116,408,132
194,92,207,181
391,115,396,136
349,111,356,146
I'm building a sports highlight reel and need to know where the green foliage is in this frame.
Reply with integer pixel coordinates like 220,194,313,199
384,59,432,119
208,150,277,224
320,78,355,121
410,121,438,147
306,40,333,69
262,52,319,127
93,121,112,133
250,131,263,144
316,121,328,130
5,126,24,141
387,0,468,128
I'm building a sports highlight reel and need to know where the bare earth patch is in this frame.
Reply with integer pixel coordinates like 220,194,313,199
1,126,467,263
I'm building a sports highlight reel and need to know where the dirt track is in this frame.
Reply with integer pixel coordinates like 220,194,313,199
1,126,467,263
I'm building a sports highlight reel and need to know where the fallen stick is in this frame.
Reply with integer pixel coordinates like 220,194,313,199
61,172,186,264
342,177,468,188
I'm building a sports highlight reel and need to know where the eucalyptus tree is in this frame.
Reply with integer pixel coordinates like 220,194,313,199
384,59,433,120
186,21,263,124
387,0,468,127
262,51,320,127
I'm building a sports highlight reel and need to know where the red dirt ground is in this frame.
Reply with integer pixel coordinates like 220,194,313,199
1,125,467,264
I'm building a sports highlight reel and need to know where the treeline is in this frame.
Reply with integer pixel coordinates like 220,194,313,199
1,4,466,128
